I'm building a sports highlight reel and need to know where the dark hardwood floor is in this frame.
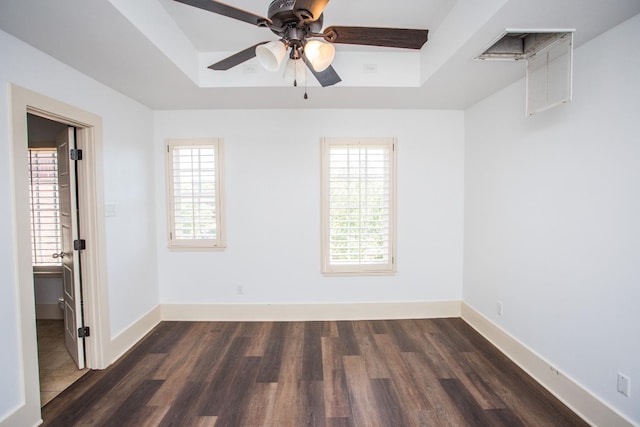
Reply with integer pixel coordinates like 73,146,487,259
42,319,587,426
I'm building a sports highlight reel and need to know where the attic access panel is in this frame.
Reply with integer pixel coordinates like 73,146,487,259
476,30,574,115
476,31,570,61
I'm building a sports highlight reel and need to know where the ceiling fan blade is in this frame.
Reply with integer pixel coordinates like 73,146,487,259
208,42,268,70
173,0,271,27
302,56,341,87
292,0,330,21
323,26,428,49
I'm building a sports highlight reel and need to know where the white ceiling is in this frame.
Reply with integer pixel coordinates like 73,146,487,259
1,0,638,110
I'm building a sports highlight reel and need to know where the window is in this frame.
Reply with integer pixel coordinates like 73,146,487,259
28,148,62,266
321,138,396,275
166,138,225,249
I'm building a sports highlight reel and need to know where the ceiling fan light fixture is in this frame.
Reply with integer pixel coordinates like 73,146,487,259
304,40,335,72
283,58,307,86
256,40,287,71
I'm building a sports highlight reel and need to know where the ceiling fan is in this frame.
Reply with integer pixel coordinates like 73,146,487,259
173,0,429,87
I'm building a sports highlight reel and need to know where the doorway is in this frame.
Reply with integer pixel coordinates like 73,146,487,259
9,84,111,426
27,114,88,405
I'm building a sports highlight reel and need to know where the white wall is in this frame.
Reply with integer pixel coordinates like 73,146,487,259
464,14,640,424
154,109,465,306
0,29,158,424
33,276,63,305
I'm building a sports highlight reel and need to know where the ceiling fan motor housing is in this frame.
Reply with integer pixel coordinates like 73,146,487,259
267,0,323,35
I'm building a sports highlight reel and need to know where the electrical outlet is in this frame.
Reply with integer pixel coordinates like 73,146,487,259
617,373,631,397
243,64,257,74
235,285,244,295
496,300,503,316
363,63,378,74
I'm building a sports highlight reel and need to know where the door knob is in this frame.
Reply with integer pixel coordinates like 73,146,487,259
52,251,69,259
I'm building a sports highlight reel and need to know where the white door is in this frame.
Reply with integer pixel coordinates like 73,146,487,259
57,127,85,369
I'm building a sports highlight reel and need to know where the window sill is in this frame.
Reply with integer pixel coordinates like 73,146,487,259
167,245,227,252
321,269,396,277
33,265,63,277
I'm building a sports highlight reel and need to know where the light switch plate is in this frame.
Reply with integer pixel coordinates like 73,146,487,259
105,203,116,217
617,372,631,397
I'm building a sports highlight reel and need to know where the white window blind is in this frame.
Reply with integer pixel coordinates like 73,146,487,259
166,138,225,249
29,149,62,266
321,138,396,274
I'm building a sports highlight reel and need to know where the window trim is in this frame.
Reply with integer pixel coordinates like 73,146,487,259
321,137,397,276
166,138,226,250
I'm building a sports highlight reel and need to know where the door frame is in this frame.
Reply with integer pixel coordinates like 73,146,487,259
10,85,110,414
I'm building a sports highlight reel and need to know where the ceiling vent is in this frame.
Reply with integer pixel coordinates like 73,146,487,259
476,30,575,115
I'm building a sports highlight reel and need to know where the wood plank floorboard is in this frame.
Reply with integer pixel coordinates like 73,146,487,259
41,319,588,426
256,322,286,383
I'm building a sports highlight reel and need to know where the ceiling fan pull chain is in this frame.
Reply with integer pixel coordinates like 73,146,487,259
304,66,309,100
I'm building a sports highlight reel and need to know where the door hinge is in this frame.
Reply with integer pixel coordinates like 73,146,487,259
78,326,90,338
70,149,83,161
74,239,86,251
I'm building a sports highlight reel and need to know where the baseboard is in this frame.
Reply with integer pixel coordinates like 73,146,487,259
0,405,42,427
461,303,636,427
109,305,162,363
35,304,63,320
161,300,461,321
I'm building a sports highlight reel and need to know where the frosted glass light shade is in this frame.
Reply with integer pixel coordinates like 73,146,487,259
256,40,287,72
304,40,335,72
283,58,307,85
